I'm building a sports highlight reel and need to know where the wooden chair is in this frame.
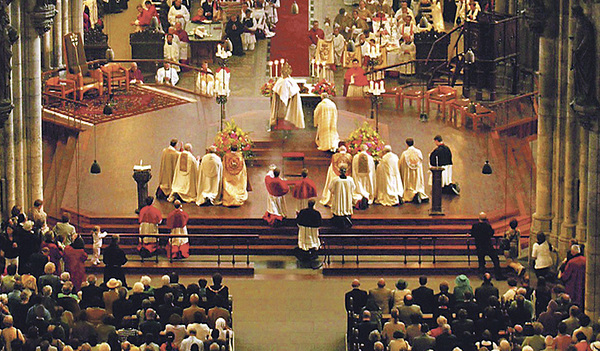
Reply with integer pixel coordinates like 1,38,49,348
399,85,424,113
44,77,76,107
63,32,103,100
425,85,457,120
381,86,403,109
101,63,130,95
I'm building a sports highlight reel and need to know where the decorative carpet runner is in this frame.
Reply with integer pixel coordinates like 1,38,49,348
44,85,190,125
269,0,310,76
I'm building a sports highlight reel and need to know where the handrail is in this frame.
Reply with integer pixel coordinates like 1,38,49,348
425,23,464,65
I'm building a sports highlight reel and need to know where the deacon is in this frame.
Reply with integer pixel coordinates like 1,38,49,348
166,200,190,259
156,62,179,85
138,196,162,257
221,145,249,207
375,145,404,206
399,138,428,203
169,143,199,203
196,146,223,206
429,135,458,194
168,0,190,29
156,139,180,199
330,167,355,228
320,145,353,207
313,93,340,152
292,168,318,214
263,166,290,226
352,144,376,206
297,199,322,253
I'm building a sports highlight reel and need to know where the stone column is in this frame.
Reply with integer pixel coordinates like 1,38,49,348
52,0,62,67
42,32,51,70
577,126,589,243
62,0,69,35
11,1,24,208
70,0,83,36
585,128,600,320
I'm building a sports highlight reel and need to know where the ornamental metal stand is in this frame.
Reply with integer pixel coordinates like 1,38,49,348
215,43,232,131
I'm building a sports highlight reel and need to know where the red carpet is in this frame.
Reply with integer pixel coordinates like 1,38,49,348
270,0,309,77
44,85,190,125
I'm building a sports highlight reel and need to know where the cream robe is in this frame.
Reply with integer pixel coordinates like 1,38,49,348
314,98,340,152
332,34,345,66
320,151,353,206
399,146,429,203
352,151,376,204
196,153,223,205
330,176,356,216
221,152,249,207
195,70,215,96
375,151,404,206
298,226,320,250
158,146,181,196
270,77,305,129
168,5,190,28
398,41,416,75
169,150,199,203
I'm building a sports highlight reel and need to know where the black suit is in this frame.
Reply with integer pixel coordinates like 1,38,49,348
345,288,368,314
412,286,435,314
454,299,480,322
434,292,455,310
153,286,173,307
28,253,48,278
435,333,458,351
157,303,183,326
470,220,501,274
80,284,105,308
474,282,499,309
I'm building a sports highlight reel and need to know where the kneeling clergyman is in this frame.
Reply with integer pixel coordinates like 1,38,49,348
352,144,376,206
157,139,181,199
263,166,290,226
375,145,404,206
297,199,322,253
320,145,353,207
169,143,200,203
314,93,340,152
292,168,318,214
221,145,249,207
399,138,429,203
196,146,223,206
138,196,162,257
330,167,355,228
167,200,190,259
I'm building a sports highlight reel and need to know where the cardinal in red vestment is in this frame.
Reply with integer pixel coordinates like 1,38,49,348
292,168,318,214
263,167,290,226
167,200,190,259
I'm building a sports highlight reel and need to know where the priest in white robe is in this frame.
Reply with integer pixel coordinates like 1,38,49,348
352,144,376,205
196,146,223,206
168,143,199,203
313,93,340,152
156,62,179,85
320,146,353,207
332,26,346,66
329,167,355,228
375,145,404,206
269,62,305,129
164,34,181,68
195,61,215,96
157,139,181,198
399,138,429,203
399,35,416,75
168,0,190,29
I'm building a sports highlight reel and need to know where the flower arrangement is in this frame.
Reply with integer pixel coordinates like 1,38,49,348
346,122,386,162
261,79,275,97
212,120,254,160
311,79,336,96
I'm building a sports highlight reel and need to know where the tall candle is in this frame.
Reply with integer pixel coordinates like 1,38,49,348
268,61,273,78
274,60,279,77
370,80,374,90
380,80,385,91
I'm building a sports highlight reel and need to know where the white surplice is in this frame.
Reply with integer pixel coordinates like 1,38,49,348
168,150,199,203
156,67,179,85
375,151,404,206
196,153,223,205
168,5,190,28
330,176,356,216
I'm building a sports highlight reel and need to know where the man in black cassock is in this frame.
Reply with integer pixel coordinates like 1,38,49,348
225,14,245,56
429,134,459,194
470,212,504,280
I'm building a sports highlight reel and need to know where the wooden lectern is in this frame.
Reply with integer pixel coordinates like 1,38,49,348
429,166,445,216
133,165,151,214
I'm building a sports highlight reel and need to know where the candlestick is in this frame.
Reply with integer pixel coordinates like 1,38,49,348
370,80,374,90
380,80,385,91
274,60,279,77
268,61,273,78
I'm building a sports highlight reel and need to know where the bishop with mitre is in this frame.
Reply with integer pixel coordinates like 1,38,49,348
320,145,353,207
352,144,376,205
292,168,318,213
263,166,290,226
196,146,223,206
169,143,199,203
314,93,340,152
221,145,249,207
166,200,190,259
375,145,404,206
157,139,180,199
399,138,429,203
269,62,305,130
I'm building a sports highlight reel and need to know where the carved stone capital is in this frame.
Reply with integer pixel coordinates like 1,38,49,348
31,3,57,36
572,101,600,133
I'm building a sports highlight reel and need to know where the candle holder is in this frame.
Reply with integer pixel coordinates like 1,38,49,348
367,81,385,133
216,42,232,131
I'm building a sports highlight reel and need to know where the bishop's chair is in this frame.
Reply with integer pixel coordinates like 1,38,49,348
63,32,104,100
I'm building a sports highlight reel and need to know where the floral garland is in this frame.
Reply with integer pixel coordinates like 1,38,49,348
346,122,386,162
212,120,254,159
261,79,275,97
311,79,336,96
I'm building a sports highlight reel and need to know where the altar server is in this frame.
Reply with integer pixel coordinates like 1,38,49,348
292,168,318,214
263,166,289,226
330,167,355,228
157,139,181,198
375,145,404,206
195,61,215,96
221,146,249,207
320,146,353,207
156,62,179,85
399,138,429,203
169,143,199,203
332,26,346,66
314,93,340,152
352,144,376,205
166,200,190,259
164,34,181,67
196,146,223,206
168,0,190,29
138,196,162,256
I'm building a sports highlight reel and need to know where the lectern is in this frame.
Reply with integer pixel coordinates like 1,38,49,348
429,166,445,216
133,164,151,214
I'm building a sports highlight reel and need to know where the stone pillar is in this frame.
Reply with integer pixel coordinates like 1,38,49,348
62,0,69,35
42,32,51,70
11,1,25,208
577,126,589,243
585,128,600,320
52,0,62,67
70,0,83,36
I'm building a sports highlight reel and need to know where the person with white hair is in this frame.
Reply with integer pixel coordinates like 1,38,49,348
196,146,223,206
313,93,340,152
169,143,200,203
214,317,234,349
352,144,376,206
559,244,586,308
320,146,353,206
375,145,404,206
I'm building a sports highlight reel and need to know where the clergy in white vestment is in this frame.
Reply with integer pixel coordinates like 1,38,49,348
265,0,280,25
398,35,416,75
263,167,290,226
164,34,181,69
332,27,346,66
399,138,429,203
320,146,353,206
329,167,356,228
168,0,190,28
297,199,322,252
195,61,215,96
168,143,199,203
352,144,376,205
375,145,404,206
313,93,340,152
269,62,305,129
394,0,415,21
156,62,179,85
157,139,181,198
196,146,223,206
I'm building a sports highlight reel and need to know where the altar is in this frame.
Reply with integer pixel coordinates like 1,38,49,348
187,22,224,65
298,80,319,130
